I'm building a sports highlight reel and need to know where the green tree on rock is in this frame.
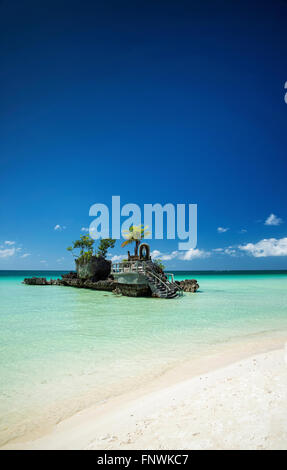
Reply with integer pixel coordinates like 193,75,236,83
67,235,115,263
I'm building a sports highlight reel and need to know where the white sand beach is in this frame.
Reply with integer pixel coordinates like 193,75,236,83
3,341,287,451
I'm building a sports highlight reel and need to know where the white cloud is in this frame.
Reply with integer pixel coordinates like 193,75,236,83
0,247,16,258
224,248,237,256
239,237,287,257
40,260,47,264
110,254,125,262
179,249,210,261
54,225,66,231
264,214,283,226
161,251,179,261
151,250,161,259
21,253,31,258
151,249,210,261
5,241,15,245
240,229,247,233
212,246,238,256
217,227,229,233
81,227,89,232
57,257,65,263
151,250,178,261
151,250,179,261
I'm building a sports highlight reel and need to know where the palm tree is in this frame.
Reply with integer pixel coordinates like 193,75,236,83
121,225,150,257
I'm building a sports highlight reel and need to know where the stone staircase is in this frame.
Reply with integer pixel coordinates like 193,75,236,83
141,265,182,299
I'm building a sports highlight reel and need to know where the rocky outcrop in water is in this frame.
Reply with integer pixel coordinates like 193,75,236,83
112,284,152,297
23,277,59,285
23,275,199,296
61,271,78,279
176,279,199,292
23,277,46,285
56,276,117,291
76,256,111,281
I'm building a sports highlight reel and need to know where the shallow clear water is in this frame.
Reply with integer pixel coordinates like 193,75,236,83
0,270,287,445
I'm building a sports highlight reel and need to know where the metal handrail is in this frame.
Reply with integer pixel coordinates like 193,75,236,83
166,272,174,283
112,261,142,273
142,262,183,294
166,272,183,292
143,265,173,293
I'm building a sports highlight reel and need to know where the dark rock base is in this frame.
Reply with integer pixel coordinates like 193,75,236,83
23,277,58,286
112,284,152,297
176,279,199,292
23,276,199,296
57,278,117,291
76,257,111,282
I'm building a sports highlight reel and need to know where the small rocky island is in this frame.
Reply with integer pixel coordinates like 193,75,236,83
23,273,199,297
23,228,199,298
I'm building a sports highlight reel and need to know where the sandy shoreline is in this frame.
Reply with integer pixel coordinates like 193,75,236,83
2,335,287,450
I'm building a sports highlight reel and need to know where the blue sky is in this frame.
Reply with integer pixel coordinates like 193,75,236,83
1,0,287,270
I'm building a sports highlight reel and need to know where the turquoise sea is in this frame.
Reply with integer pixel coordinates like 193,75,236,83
0,270,287,446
